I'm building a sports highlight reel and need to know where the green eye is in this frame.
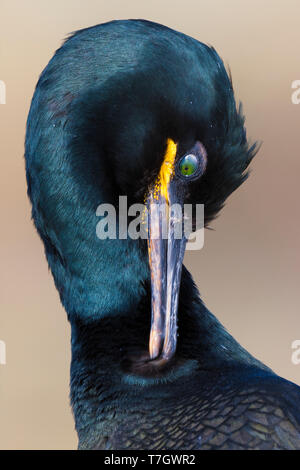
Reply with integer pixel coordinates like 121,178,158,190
179,154,198,176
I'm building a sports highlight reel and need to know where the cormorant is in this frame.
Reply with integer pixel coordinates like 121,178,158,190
25,19,300,450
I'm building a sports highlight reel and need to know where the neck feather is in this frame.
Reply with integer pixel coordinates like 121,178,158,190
69,266,269,447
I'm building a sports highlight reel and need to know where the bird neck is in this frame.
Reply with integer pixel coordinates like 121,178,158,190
69,266,268,449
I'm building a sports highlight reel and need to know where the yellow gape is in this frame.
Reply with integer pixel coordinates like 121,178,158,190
155,138,177,203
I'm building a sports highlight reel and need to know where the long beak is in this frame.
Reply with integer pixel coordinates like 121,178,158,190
147,149,187,363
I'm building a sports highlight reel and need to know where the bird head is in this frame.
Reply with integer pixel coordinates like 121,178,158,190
25,20,257,372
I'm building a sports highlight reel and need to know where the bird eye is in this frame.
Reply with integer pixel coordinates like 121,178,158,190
176,142,207,181
179,154,198,177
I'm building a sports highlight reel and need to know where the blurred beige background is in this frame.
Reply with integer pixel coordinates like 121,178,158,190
0,0,299,450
